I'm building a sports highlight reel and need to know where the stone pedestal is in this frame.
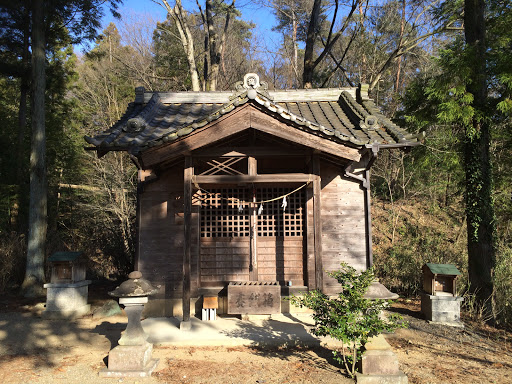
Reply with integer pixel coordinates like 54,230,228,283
421,293,464,327
100,295,159,377
118,297,149,345
356,335,408,384
100,342,159,378
43,280,91,319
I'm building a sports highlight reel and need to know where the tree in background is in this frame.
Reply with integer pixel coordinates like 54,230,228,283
402,0,512,311
154,0,241,91
7,0,122,296
75,24,138,272
268,0,313,88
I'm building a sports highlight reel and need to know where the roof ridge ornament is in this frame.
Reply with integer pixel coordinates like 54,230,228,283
232,73,272,100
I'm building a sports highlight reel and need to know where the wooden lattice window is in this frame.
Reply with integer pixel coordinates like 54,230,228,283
256,187,304,237
200,187,304,238
200,188,249,237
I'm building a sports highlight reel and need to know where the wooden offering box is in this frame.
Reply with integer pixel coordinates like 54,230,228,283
422,263,461,296
49,251,86,283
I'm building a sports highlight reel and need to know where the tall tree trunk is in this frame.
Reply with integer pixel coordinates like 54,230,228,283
292,10,298,88
303,0,322,89
205,0,218,91
13,17,31,231
22,0,47,297
464,0,496,305
206,0,233,91
394,0,406,93
359,0,367,83
161,0,201,91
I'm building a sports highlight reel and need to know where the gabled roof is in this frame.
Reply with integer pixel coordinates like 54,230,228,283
85,73,421,156
424,263,461,276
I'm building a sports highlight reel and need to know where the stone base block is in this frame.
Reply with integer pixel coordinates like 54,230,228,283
42,304,90,319
360,350,400,375
427,320,465,328
356,372,408,384
180,320,192,331
99,358,159,378
421,293,464,326
106,343,153,371
364,335,392,351
44,280,91,317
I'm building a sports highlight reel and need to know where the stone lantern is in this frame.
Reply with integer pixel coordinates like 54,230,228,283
356,280,408,384
100,271,159,378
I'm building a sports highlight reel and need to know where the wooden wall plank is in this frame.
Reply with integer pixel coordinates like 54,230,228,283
319,160,367,294
138,168,185,299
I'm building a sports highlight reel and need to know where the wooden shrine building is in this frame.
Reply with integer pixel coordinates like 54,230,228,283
85,73,421,319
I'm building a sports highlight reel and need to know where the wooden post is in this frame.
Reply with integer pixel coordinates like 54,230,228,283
135,170,143,271
364,169,373,268
248,156,258,281
182,156,193,329
312,156,323,291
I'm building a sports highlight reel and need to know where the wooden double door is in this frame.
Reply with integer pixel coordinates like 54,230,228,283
199,187,305,286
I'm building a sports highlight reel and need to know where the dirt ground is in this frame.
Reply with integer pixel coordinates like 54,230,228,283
0,294,511,384
387,299,512,384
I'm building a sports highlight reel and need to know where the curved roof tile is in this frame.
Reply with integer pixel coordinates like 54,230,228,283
85,76,420,155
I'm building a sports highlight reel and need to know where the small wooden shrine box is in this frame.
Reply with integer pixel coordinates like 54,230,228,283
422,263,461,296
48,251,86,283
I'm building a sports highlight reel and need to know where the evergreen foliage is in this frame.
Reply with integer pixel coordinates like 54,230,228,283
290,263,405,377
399,0,512,319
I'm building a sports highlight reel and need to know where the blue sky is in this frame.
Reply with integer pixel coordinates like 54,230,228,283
98,0,280,49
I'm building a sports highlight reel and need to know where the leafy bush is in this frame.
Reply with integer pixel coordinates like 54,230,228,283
290,263,405,378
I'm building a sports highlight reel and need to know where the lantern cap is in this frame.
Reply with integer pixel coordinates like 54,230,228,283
363,280,399,300
109,271,159,298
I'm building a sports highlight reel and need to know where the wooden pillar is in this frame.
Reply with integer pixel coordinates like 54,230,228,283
364,169,374,268
248,156,258,281
312,156,323,291
135,170,143,271
182,156,192,328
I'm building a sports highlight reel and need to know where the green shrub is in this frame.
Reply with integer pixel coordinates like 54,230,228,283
290,263,405,378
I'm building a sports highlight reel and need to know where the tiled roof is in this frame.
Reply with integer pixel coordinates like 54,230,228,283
85,75,421,156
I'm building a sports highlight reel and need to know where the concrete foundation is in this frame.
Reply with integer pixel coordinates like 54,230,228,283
43,280,91,319
421,293,464,326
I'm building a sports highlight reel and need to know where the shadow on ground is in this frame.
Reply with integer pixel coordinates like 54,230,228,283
220,314,343,375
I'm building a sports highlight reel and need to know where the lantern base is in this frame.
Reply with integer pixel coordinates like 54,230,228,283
356,372,408,384
100,342,159,378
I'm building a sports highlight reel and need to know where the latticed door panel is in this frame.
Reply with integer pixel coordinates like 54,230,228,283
199,187,305,285
200,188,250,283
200,188,249,238
256,187,304,237
256,187,305,285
